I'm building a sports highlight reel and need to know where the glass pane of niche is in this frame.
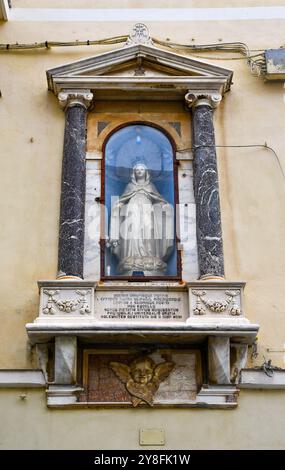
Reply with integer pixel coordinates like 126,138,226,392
103,124,179,279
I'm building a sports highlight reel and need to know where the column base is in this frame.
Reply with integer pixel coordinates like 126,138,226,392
199,275,225,281
47,385,83,406
196,386,238,407
56,275,83,281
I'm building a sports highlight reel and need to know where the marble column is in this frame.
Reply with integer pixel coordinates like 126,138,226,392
185,93,224,279
57,90,93,279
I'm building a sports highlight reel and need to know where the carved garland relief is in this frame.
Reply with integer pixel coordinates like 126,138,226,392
42,289,91,315
192,290,241,316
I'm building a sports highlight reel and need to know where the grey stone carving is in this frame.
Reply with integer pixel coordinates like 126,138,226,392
185,92,222,109
42,289,91,315
58,90,93,111
192,289,241,316
126,23,153,46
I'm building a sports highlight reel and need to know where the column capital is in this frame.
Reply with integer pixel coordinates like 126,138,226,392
185,92,222,109
58,89,93,111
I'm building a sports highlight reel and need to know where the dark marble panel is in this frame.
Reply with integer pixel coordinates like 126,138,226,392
192,104,224,278
58,104,87,278
97,121,110,136
168,121,181,136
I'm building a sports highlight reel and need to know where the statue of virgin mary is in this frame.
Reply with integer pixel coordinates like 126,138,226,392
108,162,174,276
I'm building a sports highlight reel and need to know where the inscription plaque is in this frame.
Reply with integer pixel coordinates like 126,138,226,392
95,290,188,322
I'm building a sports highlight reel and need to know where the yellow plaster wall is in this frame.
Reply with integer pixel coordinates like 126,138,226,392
0,389,284,449
11,1,285,9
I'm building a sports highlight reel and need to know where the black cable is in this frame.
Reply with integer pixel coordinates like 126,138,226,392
178,144,285,179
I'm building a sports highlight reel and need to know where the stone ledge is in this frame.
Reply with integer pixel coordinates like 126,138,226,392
26,324,259,345
46,402,238,410
46,384,239,409
38,280,96,289
240,369,285,389
0,370,46,388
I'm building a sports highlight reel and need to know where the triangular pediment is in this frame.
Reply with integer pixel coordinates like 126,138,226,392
47,43,233,99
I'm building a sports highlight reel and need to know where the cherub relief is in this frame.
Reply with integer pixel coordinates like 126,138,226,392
110,356,174,407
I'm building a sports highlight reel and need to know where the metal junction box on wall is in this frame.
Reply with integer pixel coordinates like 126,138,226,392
265,48,285,80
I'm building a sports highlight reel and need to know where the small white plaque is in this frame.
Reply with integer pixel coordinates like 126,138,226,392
140,429,165,446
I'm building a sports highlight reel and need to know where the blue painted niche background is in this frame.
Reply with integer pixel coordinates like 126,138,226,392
104,124,178,276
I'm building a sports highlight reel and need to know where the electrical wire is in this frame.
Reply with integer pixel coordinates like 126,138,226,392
165,53,263,61
0,35,128,51
0,36,262,59
153,39,251,55
152,39,265,74
177,144,285,179
0,35,266,76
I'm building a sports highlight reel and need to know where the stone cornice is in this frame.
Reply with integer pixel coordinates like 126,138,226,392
26,323,259,345
53,77,228,102
240,369,285,389
0,370,45,388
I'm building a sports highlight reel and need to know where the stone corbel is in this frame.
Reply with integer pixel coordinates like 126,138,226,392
58,89,93,111
230,344,248,384
35,344,49,382
208,336,231,385
208,337,249,386
185,91,222,109
54,336,77,384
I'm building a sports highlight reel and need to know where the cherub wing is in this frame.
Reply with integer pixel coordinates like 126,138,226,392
153,362,175,384
109,361,131,384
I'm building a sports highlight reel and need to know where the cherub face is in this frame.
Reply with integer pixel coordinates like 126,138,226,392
131,359,154,385
134,164,146,179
